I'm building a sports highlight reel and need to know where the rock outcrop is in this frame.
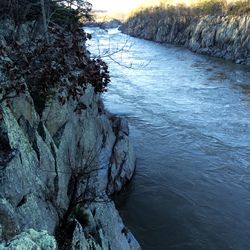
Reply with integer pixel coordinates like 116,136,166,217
0,84,140,249
0,229,57,249
0,20,140,250
121,15,250,65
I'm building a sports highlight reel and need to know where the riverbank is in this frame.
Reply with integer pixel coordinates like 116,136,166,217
121,2,250,65
0,18,140,250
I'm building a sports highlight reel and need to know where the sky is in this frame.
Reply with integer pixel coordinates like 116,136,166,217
89,0,241,12
89,0,150,12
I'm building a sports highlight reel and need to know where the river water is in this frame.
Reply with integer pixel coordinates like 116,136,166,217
86,27,250,250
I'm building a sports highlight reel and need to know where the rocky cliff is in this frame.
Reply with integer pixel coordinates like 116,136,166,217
121,14,250,65
0,20,140,250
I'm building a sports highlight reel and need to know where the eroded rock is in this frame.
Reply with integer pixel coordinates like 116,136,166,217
0,83,138,249
122,15,250,65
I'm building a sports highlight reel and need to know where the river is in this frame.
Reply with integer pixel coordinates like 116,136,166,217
86,27,250,250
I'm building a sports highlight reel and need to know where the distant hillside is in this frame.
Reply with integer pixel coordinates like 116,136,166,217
121,0,250,64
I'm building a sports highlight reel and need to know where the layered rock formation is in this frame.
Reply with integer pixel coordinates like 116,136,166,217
0,20,140,250
121,14,250,65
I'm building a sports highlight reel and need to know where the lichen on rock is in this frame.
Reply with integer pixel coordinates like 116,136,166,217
0,229,57,250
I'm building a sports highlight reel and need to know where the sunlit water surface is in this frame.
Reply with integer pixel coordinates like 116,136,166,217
86,27,250,250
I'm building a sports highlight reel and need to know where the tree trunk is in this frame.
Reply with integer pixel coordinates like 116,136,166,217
40,0,49,43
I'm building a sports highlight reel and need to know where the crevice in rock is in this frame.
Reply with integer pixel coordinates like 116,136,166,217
32,137,40,162
55,161,102,249
17,116,33,137
37,122,46,141
0,203,19,241
0,115,14,169
52,122,67,148
50,143,59,199
67,174,76,199
106,140,118,195
92,207,96,217
97,99,105,114
19,154,23,165
16,193,30,208
101,129,107,148
110,116,120,136
18,115,40,161
55,218,77,250
30,92,46,118
55,172,82,249
89,229,103,248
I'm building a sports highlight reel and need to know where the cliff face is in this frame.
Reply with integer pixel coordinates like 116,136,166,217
121,15,250,65
0,20,140,249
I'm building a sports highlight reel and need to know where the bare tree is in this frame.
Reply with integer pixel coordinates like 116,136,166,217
0,0,93,43
41,0,49,43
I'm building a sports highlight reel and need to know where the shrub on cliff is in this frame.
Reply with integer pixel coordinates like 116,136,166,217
193,0,225,16
0,0,110,114
192,0,250,16
0,0,93,24
127,0,250,22
226,0,250,15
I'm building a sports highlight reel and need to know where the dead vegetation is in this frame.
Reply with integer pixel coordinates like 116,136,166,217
127,0,250,21
0,0,110,114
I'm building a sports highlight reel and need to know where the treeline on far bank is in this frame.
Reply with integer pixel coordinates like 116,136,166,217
127,0,250,21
